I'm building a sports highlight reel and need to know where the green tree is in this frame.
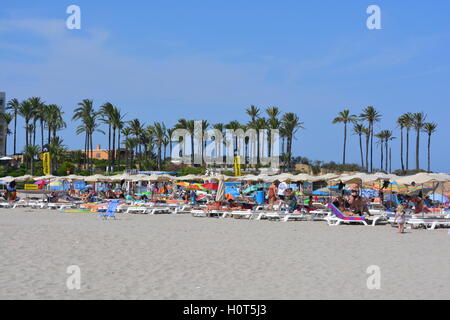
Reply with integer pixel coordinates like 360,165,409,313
422,122,437,172
360,106,381,172
333,110,358,165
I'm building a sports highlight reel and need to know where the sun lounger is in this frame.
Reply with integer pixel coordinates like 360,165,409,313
12,200,29,209
406,217,450,230
99,200,121,220
148,207,171,215
325,204,369,226
0,201,13,208
126,206,149,214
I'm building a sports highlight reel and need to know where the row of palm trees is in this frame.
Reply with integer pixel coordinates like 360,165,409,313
2,97,66,173
333,107,438,173
2,96,304,173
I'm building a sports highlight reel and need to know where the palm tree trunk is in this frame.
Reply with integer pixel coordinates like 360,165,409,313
370,123,374,172
90,134,94,173
385,141,388,172
416,129,420,170
380,141,383,171
365,134,369,172
40,119,44,149
108,124,111,171
343,123,347,164
13,112,17,154
359,134,364,168
25,120,29,148
427,134,431,172
117,130,121,170
406,129,410,170
400,127,404,172
112,127,116,169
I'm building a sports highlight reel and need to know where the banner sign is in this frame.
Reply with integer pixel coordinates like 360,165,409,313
42,152,51,175
24,184,39,190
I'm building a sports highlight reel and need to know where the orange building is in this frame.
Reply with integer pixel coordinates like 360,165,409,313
85,145,122,160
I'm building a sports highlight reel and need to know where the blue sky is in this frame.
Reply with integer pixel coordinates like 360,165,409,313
1,0,449,172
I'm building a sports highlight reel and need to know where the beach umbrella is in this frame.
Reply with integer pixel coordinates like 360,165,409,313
176,174,202,181
393,172,449,185
84,174,110,182
0,176,16,183
186,184,203,190
428,193,449,203
202,182,219,190
215,179,225,202
174,182,190,187
33,175,57,181
108,173,135,182
13,175,35,182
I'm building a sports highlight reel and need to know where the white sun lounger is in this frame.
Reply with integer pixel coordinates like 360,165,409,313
407,218,450,230
126,206,149,214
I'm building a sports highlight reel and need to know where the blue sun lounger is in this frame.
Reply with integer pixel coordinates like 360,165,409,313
100,200,121,220
325,203,368,226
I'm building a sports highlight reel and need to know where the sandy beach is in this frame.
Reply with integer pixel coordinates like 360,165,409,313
0,209,449,300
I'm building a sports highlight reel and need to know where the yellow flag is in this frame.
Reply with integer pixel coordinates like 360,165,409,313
42,152,51,175
234,155,241,177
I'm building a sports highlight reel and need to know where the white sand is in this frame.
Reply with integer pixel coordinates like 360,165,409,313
0,209,449,300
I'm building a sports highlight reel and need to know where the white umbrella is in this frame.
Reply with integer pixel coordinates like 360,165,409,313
0,176,16,183
34,175,57,181
13,175,35,182
393,172,449,185
83,174,110,182
108,173,135,182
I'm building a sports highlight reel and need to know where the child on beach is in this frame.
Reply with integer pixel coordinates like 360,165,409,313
395,204,407,234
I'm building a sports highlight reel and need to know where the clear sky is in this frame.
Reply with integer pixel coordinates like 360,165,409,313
1,0,449,172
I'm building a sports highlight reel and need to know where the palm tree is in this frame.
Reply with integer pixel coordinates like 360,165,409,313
382,130,395,173
0,112,12,155
48,136,67,173
246,105,260,123
18,99,34,148
225,120,242,158
153,122,167,169
121,127,132,169
23,144,41,174
129,119,145,157
110,106,125,170
353,123,366,168
402,113,414,171
412,112,427,170
6,98,20,154
422,122,437,172
375,132,385,171
45,104,66,144
28,97,45,147
360,106,381,172
73,99,103,172
397,114,409,172
100,102,115,169
333,110,358,164
362,126,371,172
281,113,304,170
266,106,280,158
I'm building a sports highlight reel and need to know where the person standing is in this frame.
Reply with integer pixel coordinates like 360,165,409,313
277,180,288,201
394,204,407,234
268,180,278,210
